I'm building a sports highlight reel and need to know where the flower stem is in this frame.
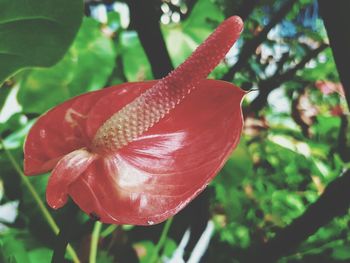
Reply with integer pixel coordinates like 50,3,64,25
89,221,103,263
149,217,174,263
0,140,80,263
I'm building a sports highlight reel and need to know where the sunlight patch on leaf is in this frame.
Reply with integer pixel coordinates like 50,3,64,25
268,134,311,157
0,85,21,122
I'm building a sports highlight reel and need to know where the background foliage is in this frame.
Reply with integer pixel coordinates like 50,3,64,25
0,0,349,262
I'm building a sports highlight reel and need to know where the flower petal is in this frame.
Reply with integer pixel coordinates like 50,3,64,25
68,79,245,225
23,84,135,175
46,148,96,209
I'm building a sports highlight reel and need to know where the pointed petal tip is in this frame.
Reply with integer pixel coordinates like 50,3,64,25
240,88,249,99
214,80,247,101
46,194,67,210
46,178,69,210
46,149,97,211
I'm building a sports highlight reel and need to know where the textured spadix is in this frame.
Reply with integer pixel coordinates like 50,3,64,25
24,16,245,225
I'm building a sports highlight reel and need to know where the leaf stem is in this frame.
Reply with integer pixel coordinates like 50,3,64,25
150,217,174,263
100,224,118,237
89,221,103,263
0,140,80,263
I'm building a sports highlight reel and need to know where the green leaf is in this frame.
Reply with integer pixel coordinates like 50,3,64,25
313,116,341,139
3,119,34,150
213,139,254,222
0,0,83,84
332,244,350,260
163,238,177,258
28,248,52,263
163,27,198,67
268,190,305,224
0,234,31,263
182,0,224,43
162,0,224,68
17,17,116,113
96,251,113,263
120,31,153,81
0,85,12,113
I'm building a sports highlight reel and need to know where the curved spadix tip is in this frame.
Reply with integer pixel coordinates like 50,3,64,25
162,15,244,87
226,16,244,33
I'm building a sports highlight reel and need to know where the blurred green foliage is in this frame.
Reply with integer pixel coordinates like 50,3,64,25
0,0,83,83
0,0,349,262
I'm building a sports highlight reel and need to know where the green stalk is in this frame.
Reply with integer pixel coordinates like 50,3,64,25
1,140,80,263
149,217,174,263
89,221,103,263
100,224,118,237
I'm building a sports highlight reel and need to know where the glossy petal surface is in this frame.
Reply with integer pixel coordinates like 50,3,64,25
24,85,131,175
46,148,96,209
68,79,244,225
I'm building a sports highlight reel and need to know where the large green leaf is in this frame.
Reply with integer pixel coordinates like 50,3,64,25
0,84,11,113
0,0,83,84
28,248,52,263
0,229,53,263
120,31,153,81
162,0,225,75
17,18,116,113
181,0,224,43
163,27,198,67
0,232,31,263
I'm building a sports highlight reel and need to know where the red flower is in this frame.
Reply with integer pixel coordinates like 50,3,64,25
24,16,245,225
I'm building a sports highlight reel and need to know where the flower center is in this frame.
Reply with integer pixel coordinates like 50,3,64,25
91,79,195,152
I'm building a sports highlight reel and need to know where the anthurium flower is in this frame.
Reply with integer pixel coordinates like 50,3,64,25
24,16,245,225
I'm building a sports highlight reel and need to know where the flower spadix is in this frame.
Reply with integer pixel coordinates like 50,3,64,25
24,16,245,225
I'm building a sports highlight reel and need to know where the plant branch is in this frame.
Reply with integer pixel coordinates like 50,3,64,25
127,0,174,78
235,0,259,21
246,169,350,262
0,140,80,263
318,0,350,109
51,209,80,263
222,0,298,81
248,43,328,113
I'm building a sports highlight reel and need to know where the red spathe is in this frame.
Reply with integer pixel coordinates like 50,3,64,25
24,16,245,225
